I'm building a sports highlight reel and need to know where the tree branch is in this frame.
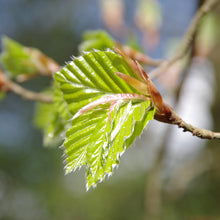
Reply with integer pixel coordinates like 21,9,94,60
147,0,220,139
150,0,219,79
154,101,220,140
173,112,220,139
6,79,53,103
115,46,220,140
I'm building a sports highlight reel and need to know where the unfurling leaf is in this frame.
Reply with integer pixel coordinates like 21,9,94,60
54,50,155,189
79,30,115,53
0,37,59,78
34,87,71,147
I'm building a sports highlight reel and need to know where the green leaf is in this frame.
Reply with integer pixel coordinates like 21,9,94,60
0,37,58,78
54,51,155,189
86,101,154,189
34,87,71,147
1,37,38,77
79,30,115,53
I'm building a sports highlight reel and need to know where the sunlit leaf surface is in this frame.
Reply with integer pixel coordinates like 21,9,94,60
54,51,155,189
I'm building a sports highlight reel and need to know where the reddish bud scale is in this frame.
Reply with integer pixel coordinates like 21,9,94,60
0,70,6,90
114,50,174,123
0,71,10,92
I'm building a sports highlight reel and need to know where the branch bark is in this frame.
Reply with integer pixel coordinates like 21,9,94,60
173,111,220,139
6,79,53,103
154,100,220,140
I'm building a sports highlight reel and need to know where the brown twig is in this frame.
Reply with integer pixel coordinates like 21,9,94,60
154,101,220,140
147,0,220,140
115,46,220,140
173,112,220,139
150,0,219,79
16,73,42,83
6,79,53,103
0,70,53,103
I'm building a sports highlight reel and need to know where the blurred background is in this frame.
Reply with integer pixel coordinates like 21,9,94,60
0,0,220,219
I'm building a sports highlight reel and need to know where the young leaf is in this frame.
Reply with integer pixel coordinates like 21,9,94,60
86,100,154,189
54,51,155,189
1,37,37,77
0,37,59,78
34,87,71,147
79,30,115,53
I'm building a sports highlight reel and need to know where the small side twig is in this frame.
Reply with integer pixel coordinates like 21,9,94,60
16,73,42,83
0,70,53,103
6,79,53,103
173,112,220,139
147,0,220,140
150,0,219,79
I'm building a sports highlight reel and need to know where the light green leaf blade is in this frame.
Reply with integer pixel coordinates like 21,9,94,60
64,107,109,173
54,51,155,189
1,37,59,78
86,100,155,189
79,30,115,53
103,101,154,174
54,51,139,116
1,37,38,77
34,87,71,147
